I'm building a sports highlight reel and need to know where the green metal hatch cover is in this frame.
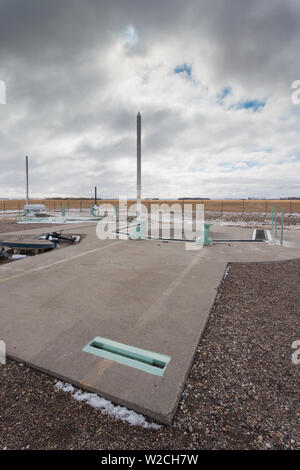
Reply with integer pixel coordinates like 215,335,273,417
83,336,171,376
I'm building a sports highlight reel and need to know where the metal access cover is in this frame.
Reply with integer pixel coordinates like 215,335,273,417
0,239,55,250
83,337,171,376
255,229,266,241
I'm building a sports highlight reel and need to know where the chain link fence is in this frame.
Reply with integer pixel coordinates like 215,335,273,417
1,199,300,214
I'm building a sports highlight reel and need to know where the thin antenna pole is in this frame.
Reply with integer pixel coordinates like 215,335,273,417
137,112,141,217
25,156,29,204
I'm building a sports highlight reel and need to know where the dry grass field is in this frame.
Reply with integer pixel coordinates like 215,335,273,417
1,198,300,214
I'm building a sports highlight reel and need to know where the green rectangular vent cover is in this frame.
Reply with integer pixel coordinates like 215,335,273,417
83,336,171,376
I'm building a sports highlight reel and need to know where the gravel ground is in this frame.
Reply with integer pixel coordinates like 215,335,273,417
2,211,300,233
0,258,299,450
204,211,300,227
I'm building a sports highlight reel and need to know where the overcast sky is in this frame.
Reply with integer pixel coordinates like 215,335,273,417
0,0,300,199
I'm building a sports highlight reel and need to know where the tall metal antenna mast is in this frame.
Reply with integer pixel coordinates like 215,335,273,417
25,156,29,204
137,112,141,217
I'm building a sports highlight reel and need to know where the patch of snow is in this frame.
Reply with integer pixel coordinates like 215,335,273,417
55,381,161,429
55,381,75,393
285,224,300,231
224,265,230,278
0,210,20,214
64,220,95,224
210,219,267,227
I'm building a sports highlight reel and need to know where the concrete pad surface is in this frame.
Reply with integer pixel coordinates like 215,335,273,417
0,223,300,423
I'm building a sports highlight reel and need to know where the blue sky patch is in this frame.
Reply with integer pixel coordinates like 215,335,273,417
243,160,260,168
251,148,272,153
218,86,232,102
288,153,300,162
237,99,266,112
174,63,192,78
218,160,260,172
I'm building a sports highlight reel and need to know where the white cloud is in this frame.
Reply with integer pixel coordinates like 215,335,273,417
0,0,300,199
123,25,139,48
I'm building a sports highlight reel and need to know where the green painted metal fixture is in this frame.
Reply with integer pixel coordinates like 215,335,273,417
90,203,94,216
129,221,147,240
62,205,66,217
271,207,274,230
114,204,119,217
196,223,213,246
204,223,213,245
83,336,171,376
270,206,284,244
129,220,147,240
280,208,284,245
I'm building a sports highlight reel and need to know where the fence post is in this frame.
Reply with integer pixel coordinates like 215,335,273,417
80,200,82,212
280,208,284,245
274,207,277,237
271,207,274,230
62,205,65,217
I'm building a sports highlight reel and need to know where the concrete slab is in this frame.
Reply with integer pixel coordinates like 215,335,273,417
0,223,300,423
